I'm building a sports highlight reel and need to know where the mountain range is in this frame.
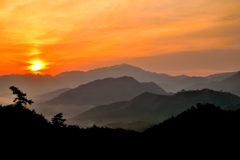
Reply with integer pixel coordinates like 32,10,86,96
1,63,240,132
1,63,238,98
142,103,240,143
0,63,184,97
46,76,168,105
34,76,168,118
186,71,240,96
69,89,240,129
34,88,72,102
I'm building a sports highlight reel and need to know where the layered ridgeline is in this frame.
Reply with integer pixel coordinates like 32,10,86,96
69,89,240,130
0,64,186,97
160,71,238,93
35,76,168,118
186,71,240,96
1,63,237,98
142,103,240,143
34,88,72,101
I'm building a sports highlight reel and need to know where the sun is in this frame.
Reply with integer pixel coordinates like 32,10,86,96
31,63,42,71
30,60,44,72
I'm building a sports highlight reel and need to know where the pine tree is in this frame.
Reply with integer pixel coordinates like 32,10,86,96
9,86,33,108
51,113,66,128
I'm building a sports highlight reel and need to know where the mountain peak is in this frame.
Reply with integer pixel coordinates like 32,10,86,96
114,63,131,67
176,89,221,95
84,76,138,85
70,88,240,128
46,76,168,107
107,63,141,70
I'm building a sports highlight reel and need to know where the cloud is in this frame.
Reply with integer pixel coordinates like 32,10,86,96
0,0,240,75
120,48,240,76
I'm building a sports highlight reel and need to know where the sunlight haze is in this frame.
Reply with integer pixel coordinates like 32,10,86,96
0,0,240,76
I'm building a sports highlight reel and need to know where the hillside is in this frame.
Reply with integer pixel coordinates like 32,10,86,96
69,89,240,128
53,63,189,92
0,64,238,98
187,71,240,96
158,72,237,93
142,103,240,142
46,76,168,106
83,63,188,84
0,64,189,96
162,76,212,93
2,86,240,148
105,121,155,132
206,71,237,81
0,103,138,146
35,76,168,118
35,88,72,101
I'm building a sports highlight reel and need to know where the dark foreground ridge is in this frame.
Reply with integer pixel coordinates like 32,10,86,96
1,87,240,152
143,103,240,140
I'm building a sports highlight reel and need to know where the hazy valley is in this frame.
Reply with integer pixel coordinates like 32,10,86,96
1,64,240,132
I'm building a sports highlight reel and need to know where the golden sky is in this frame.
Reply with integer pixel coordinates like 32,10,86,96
0,0,240,76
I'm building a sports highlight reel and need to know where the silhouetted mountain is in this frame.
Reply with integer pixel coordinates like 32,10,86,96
2,86,240,150
0,64,189,97
206,71,237,81
0,104,51,133
226,103,240,110
69,89,240,128
1,64,238,98
35,76,168,118
53,63,189,93
187,72,240,96
158,72,237,93
54,71,85,79
35,88,72,101
0,103,139,146
157,71,238,93
83,63,188,84
176,77,211,88
46,76,168,106
1,86,139,146
163,76,212,92
53,71,86,89
142,103,240,143
105,121,155,132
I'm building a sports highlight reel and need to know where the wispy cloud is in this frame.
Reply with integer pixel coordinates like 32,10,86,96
0,0,240,75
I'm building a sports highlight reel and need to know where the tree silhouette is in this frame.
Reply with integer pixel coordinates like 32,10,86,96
9,86,33,108
51,113,66,128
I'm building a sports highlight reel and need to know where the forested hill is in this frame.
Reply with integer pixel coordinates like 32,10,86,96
0,87,139,146
142,103,240,143
2,101,240,148
1,87,240,150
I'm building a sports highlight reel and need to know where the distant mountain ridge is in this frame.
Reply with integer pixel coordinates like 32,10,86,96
206,71,237,81
1,63,185,96
46,76,168,106
35,88,72,101
52,63,190,93
186,71,240,96
34,76,168,118
0,63,238,97
69,89,240,127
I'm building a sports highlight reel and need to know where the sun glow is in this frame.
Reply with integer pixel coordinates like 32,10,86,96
0,0,240,76
29,60,45,73
31,63,42,71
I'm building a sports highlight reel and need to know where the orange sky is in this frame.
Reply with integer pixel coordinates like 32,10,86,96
0,0,240,76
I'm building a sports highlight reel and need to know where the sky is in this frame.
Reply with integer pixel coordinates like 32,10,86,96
0,0,240,76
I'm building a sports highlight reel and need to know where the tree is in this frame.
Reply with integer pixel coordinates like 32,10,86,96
9,86,34,108
51,113,66,128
